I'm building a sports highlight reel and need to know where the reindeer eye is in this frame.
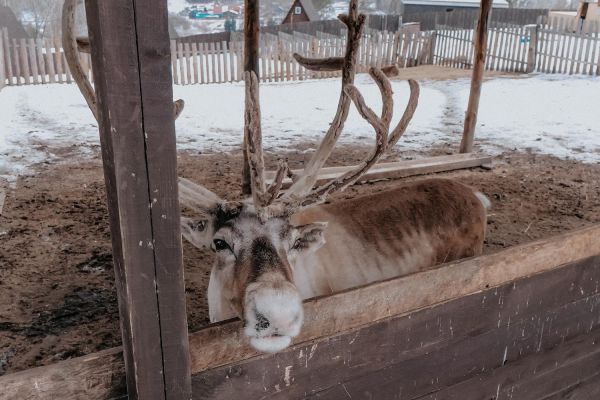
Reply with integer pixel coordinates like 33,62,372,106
213,239,231,252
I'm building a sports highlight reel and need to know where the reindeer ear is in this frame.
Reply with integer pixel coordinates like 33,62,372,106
181,217,213,249
292,222,328,253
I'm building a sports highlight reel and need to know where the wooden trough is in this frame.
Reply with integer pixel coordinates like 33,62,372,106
2,224,600,399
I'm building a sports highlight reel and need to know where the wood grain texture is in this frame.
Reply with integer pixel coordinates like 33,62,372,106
414,334,600,399
131,0,192,397
195,255,600,399
266,154,491,188
0,348,126,400
84,0,191,398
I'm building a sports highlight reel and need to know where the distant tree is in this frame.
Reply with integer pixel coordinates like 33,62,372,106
5,0,62,39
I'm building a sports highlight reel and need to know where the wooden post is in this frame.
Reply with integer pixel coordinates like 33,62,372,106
84,1,192,399
242,0,260,195
0,30,5,90
460,0,492,154
525,24,538,73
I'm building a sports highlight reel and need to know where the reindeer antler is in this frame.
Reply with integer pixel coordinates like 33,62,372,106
241,0,420,217
62,0,185,121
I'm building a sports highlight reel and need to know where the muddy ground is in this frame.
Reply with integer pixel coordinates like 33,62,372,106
1,144,600,375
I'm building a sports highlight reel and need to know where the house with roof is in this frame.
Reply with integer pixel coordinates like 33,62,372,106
282,0,319,24
403,0,509,14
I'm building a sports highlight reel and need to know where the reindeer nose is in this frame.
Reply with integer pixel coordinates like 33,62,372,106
243,280,304,353
252,297,302,336
255,312,270,332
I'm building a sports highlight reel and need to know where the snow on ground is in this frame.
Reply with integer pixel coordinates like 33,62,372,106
0,73,599,182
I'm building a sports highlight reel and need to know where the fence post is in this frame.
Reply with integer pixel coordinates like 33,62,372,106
428,31,437,65
525,24,538,73
0,30,5,90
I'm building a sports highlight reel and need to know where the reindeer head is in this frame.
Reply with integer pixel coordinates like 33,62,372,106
180,190,328,352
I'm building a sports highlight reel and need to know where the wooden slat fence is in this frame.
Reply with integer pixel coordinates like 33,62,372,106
536,16,600,75
1,29,432,87
3,17,599,88
433,18,600,75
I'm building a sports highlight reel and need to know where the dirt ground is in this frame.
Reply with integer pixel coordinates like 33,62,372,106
1,145,600,375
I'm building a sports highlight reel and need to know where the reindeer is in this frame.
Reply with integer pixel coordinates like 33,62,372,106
178,4,490,353
64,0,489,354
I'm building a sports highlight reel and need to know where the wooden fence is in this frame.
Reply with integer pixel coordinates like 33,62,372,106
0,28,434,87
2,17,600,89
434,23,536,73
434,17,600,75
536,17,600,75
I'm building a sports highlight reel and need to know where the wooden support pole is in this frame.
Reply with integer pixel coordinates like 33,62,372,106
84,1,191,399
460,0,492,154
242,0,260,196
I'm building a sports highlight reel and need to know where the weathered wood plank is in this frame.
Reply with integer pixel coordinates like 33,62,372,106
84,0,191,398
194,256,600,399
35,39,46,84
12,39,21,85
0,348,126,400
1,28,13,86
27,39,39,84
19,38,29,84
409,332,600,399
265,154,492,188
45,40,56,84
0,31,5,89
309,295,600,399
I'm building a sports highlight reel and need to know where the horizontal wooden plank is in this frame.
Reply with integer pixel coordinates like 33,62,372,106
265,153,493,187
3,224,600,399
414,333,600,399
195,255,600,399
0,348,125,400
311,295,600,400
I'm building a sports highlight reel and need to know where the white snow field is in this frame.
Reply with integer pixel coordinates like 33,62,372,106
0,73,599,181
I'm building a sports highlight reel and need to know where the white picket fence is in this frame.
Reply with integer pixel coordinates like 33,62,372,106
0,27,434,88
169,30,434,85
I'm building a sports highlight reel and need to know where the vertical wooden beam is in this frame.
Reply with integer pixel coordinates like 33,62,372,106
242,0,260,196
84,1,191,399
460,0,492,154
